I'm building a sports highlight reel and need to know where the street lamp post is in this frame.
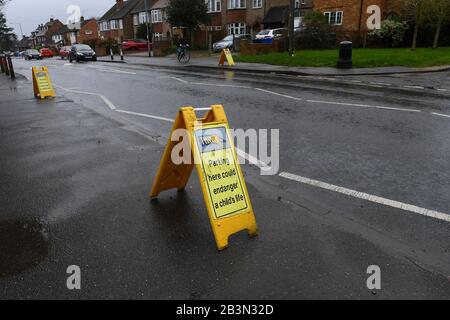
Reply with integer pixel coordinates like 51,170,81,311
288,0,295,56
144,0,151,57
10,22,24,39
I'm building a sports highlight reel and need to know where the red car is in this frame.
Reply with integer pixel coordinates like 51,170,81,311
122,39,150,51
40,48,54,58
59,46,71,59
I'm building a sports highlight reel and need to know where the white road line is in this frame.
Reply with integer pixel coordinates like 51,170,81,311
54,84,116,110
169,76,251,89
169,76,189,84
306,99,421,113
100,95,117,110
431,112,450,118
115,109,175,122
89,66,137,75
279,172,450,223
165,76,426,114
437,88,448,92
370,82,392,86
404,85,425,89
255,88,303,101
33,75,450,223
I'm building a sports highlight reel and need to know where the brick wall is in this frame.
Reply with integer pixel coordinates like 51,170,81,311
45,20,64,47
79,20,99,44
313,0,388,33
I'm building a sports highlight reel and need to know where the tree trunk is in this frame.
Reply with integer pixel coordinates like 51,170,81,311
411,10,419,51
433,21,442,49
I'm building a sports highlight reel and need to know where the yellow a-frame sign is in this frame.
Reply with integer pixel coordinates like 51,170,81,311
32,66,55,99
218,48,235,66
150,105,258,250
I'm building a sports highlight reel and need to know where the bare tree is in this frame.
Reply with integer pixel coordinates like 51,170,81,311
425,0,450,48
400,0,426,51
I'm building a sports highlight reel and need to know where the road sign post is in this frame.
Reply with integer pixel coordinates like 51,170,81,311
150,105,258,250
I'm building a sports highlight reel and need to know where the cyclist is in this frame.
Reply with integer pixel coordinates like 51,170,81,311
176,35,190,62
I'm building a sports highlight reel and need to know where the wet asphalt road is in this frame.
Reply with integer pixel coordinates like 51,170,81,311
0,57,449,299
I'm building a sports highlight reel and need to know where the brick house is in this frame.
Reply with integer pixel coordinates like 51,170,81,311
312,0,401,42
98,0,140,43
203,0,312,39
32,18,64,48
78,18,99,44
130,0,172,41
51,25,70,47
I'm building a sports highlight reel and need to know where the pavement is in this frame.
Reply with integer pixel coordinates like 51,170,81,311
99,54,450,77
0,57,449,299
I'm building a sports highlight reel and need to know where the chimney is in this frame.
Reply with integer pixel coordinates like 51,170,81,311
116,0,124,11
50,18,54,22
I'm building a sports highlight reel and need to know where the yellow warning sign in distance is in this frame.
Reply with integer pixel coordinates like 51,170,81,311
218,48,235,66
150,105,257,250
32,66,55,99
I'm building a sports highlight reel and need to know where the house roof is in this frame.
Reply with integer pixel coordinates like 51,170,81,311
81,18,96,27
52,25,70,36
52,19,93,36
99,0,140,21
263,6,289,25
130,0,157,14
152,0,169,9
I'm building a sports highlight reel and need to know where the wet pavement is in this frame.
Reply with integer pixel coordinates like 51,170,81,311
0,58,449,299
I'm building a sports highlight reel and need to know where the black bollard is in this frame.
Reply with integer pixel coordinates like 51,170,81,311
4,55,10,76
120,46,124,61
7,55,15,80
0,55,5,73
337,41,353,69
110,48,114,61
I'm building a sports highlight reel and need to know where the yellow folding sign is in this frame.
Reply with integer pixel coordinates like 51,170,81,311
150,105,258,250
218,48,235,66
32,66,55,99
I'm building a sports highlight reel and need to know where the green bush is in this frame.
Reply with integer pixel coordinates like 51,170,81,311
369,20,409,47
296,11,335,49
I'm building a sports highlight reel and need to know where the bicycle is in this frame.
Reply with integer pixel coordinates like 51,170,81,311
176,44,190,64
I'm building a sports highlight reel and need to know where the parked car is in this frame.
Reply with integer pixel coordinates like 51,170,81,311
254,28,287,43
122,39,149,51
212,34,252,53
69,44,97,62
23,49,42,60
59,46,71,60
40,48,54,58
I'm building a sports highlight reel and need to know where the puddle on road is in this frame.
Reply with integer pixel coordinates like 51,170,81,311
0,220,49,278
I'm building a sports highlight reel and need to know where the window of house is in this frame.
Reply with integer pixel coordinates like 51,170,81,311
110,20,118,30
295,0,306,8
324,11,343,25
153,32,163,41
119,19,124,29
133,14,139,26
228,0,246,9
85,29,93,35
139,12,148,24
151,10,163,23
101,21,109,31
207,0,221,12
253,0,262,8
227,22,246,35
207,26,222,31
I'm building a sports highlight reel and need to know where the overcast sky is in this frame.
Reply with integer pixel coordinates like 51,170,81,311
3,0,116,37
